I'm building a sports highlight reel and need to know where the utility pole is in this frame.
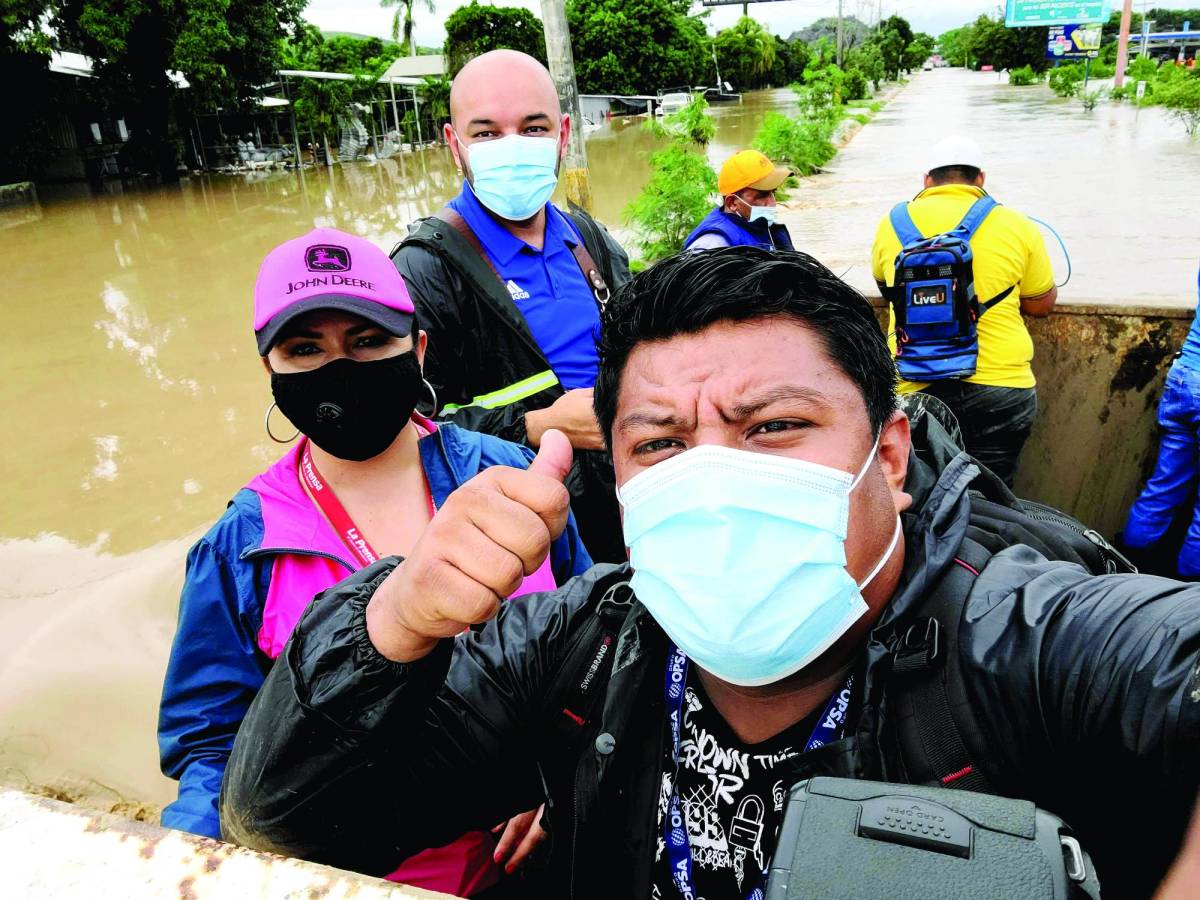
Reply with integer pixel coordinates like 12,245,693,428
540,0,593,212
837,0,844,67
1114,0,1134,89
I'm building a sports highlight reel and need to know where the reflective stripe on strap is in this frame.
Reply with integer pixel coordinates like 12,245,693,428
441,369,561,413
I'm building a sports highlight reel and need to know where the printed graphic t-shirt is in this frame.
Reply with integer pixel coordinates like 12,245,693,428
650,674,823,900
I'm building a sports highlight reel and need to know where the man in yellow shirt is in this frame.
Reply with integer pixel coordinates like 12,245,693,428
871,135,1057,486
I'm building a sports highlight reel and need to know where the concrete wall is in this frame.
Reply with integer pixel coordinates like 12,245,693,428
0,788,453,899
869,298,1194,539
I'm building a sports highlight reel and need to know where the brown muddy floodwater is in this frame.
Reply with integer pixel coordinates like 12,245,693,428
2,72,1197,818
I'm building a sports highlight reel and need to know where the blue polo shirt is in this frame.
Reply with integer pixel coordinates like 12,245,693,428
449,185,600,390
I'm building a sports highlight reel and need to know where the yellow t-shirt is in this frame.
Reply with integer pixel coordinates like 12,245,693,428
870,184,1055,392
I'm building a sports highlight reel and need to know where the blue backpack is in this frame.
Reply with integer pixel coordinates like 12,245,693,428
885,196,1014,382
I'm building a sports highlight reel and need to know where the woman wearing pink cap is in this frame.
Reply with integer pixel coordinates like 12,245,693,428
158,227,591,896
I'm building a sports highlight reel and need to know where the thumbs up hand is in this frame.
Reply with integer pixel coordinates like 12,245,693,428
366,430,574,662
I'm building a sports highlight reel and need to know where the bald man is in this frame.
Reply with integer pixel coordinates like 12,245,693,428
392,50,631,563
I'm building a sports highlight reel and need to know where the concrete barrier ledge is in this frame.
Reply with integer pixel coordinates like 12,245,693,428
0,788,453,899
855,290,1193,537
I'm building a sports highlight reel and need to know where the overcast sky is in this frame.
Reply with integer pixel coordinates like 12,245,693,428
302,0,998,48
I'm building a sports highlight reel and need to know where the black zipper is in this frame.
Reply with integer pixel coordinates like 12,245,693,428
1019,502,1135,574
242,546,354,570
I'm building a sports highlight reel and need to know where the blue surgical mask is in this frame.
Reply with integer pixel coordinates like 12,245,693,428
618,438,900,687
459,133,559,222
736,194,777,226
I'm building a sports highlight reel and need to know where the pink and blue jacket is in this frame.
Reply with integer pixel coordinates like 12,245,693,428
157,422,591,894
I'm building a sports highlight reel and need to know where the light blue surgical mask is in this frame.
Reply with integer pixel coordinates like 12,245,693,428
735,194,778,226
618,438,900,687
458,132,559,222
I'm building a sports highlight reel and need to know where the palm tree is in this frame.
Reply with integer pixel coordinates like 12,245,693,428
379,0,436,57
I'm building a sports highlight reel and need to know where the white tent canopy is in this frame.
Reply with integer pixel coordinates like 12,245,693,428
380,54,446,82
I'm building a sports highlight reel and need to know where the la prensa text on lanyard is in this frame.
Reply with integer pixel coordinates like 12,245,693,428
662,644,853,900
300,439,435,567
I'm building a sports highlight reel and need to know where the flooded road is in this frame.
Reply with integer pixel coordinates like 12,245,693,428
787,67,1200,304
3,72,1197,815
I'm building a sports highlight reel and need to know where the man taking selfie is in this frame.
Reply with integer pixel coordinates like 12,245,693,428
221,249,1200,899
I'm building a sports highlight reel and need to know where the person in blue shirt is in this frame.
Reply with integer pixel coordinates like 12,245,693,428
1124,264,1200,576
684,149,795,251
393,50,632,563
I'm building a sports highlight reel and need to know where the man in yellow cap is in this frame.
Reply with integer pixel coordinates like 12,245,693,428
684,149,794,251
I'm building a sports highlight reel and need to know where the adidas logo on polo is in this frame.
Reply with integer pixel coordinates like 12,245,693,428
507,279,531,301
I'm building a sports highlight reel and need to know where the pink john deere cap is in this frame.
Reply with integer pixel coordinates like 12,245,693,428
254,227,415,355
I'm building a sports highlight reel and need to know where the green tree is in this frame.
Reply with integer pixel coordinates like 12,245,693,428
443,2,547,76
848,42,884,90
714,16,777,90
797,58,844,122
624,95,717,261
880,14,913,49
54,0,305,181
877,28,904,80
0,0,58,181
967,13,1048,72
768,36,809,87
566,0,709,95
937,25,974,67
379,0,436,54
902,33,935,71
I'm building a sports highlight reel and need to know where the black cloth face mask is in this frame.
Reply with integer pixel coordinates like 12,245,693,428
271,352,423,461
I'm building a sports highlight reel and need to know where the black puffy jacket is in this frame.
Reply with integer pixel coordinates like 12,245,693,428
222,414,1200,899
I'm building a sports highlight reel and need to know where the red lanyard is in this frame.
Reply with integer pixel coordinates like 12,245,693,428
300,440,435,568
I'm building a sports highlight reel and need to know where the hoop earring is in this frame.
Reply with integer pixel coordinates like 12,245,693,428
420,377,438,416
265,401,299,443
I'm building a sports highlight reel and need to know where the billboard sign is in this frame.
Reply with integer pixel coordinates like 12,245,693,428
1006,1,1111,27
1046,24,1103,58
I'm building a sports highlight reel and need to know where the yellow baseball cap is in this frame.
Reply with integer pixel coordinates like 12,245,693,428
718,150,791,196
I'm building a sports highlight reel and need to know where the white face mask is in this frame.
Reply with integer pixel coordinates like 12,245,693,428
457,132,560,222
735,194,777,226
618,437,900,687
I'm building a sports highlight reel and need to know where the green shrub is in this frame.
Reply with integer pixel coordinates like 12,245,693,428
1110,82,1134,102
752,112,837,176
796,62,845,123
1087,60,1115,79
1048,64,1084,97
653,94,716,145
843,69,869,101
1080,88,1106,111
1008,65,1037,86
623,96,719,263
1157,77,1200,137
1127,55,1158,82
623,142,717,262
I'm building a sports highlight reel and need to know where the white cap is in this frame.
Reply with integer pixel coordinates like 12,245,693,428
925,135,985,174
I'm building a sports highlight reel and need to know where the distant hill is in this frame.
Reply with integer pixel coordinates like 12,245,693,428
321,31,400,44
788,16,871,48
318,31,441,55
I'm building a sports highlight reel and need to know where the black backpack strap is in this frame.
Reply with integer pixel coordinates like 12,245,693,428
978,284,1014,314
544,578,636,750
536,578,636,843
400,212,548,365
891,538,995,793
